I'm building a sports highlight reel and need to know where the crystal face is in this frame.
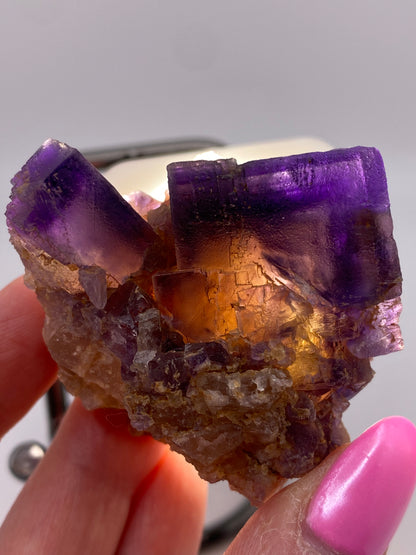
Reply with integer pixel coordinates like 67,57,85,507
6,139,402,504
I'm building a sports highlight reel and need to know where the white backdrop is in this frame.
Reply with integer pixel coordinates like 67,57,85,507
1,1,415,553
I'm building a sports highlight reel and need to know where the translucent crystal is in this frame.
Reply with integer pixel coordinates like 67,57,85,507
6,139,402,504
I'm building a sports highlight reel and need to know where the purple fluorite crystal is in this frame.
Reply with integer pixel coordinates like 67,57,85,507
6,139,403,504
7,139,160,284
167,148,400,307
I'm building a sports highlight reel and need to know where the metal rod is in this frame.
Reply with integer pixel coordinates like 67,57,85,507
46,381,68,439
83,137,225,169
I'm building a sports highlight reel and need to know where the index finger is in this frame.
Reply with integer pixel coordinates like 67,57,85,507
0,277,57,437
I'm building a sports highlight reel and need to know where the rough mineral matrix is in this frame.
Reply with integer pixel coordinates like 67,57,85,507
6,139,402,504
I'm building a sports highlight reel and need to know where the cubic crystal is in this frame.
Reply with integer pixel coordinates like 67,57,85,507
6,139,402,504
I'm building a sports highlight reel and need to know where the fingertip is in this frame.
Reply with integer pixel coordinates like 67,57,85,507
0,277,57,437
306,416,416,555
225,448,345,555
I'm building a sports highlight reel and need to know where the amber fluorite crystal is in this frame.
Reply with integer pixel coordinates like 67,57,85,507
6,139,402,504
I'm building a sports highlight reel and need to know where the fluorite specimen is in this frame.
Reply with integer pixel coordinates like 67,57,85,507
6,139,402,505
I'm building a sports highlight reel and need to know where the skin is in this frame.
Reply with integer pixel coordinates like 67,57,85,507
0,279,207,554
0,278,389,554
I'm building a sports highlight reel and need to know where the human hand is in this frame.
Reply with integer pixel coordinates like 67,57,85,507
1,278,415,555
0,278,207,554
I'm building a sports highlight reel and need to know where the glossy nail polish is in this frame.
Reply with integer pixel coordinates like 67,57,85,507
306,416,416,555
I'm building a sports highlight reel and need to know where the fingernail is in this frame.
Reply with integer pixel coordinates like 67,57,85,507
306,416,416,555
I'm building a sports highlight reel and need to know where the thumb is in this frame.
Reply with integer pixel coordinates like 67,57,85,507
226,416,416,555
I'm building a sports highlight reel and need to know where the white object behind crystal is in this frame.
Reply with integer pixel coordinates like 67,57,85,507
104,137,332,199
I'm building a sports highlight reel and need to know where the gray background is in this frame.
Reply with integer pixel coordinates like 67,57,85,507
0,1,415,553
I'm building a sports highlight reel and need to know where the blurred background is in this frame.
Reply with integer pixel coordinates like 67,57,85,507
0,1,415,552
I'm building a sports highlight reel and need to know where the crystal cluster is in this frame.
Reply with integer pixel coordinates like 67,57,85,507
6,139,402,504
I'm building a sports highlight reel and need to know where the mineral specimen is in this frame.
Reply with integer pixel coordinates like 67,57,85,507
6,139,402,505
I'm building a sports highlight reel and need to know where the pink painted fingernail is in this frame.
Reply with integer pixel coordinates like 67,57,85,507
306,416,416,555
